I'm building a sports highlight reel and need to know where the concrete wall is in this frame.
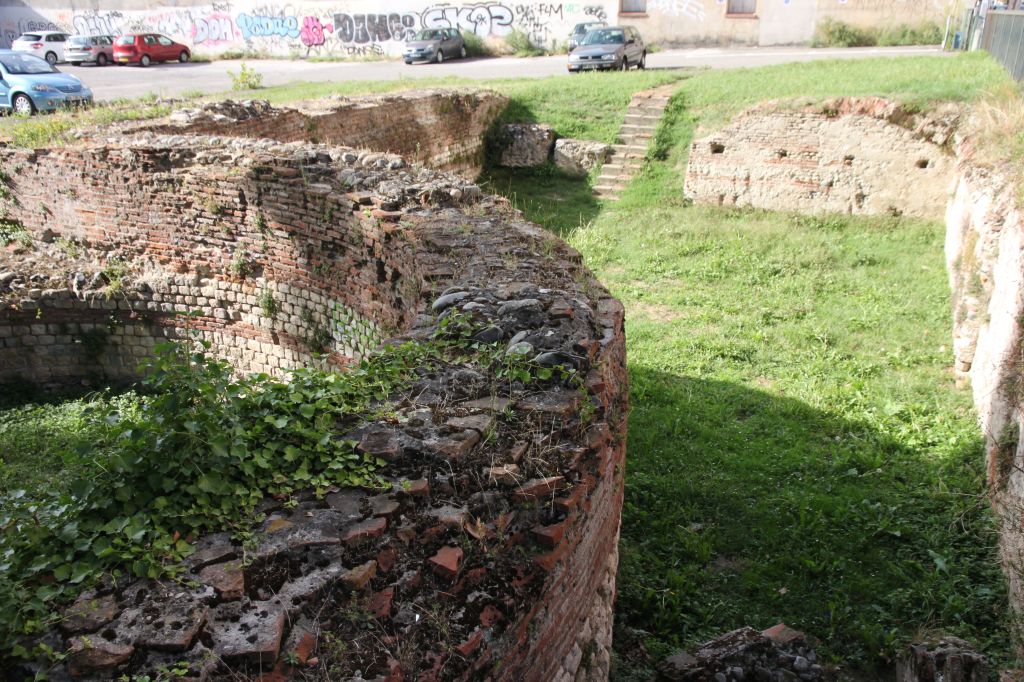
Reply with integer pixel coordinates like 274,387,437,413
0,0,956,54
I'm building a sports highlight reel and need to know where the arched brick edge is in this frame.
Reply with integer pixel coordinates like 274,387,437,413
3,136,628,681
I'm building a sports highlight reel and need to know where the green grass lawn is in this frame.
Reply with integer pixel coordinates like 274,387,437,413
1,52,1019,676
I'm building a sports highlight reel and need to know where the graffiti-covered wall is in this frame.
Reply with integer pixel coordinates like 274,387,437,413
0,0,958,55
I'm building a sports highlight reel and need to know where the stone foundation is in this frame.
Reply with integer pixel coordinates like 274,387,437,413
121,89,508,178
685,97,960,220
1,96,627,681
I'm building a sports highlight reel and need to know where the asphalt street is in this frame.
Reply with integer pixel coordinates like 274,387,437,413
55,45,944,102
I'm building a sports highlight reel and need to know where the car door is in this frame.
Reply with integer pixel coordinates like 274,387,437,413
0,64,10,111
157,35,175,61
142,34,158,60
625,28,639,64
47,33,68,62
443,29,457,57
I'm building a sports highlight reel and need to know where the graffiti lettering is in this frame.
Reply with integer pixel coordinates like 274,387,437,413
236,13,300,40
194,15,236,44
333,13,416,44
300,16,334,47
345,43,386,56
514,3,563,44
72,10,123,36
422,3,515,38
649,0,707,21
584,5,608,21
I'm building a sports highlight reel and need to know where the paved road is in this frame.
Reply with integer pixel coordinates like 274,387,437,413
59,45,943,102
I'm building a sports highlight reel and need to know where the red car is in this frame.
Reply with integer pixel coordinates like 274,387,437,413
113,33,190,67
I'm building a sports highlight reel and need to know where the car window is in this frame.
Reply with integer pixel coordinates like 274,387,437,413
18,34,43,42
413,29,441,41
99,36,112,45
144,35,157,45
582,29,624,45
0,53,57,74
47,34,66,42
158,36,173,46
69,36,91,46
115,35,134,45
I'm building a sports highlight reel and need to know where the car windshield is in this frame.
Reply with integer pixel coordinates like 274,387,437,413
412,30,442,41
0,53,57,74
68,36,92,46
115,35,136,45
581,29,624,45
17,34,42,42
573,23,597,35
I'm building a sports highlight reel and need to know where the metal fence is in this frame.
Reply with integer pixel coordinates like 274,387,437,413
981,10,1024,80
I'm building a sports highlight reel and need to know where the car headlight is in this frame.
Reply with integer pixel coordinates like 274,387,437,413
31,83,57,92
602,53,616,60
569,54,580,61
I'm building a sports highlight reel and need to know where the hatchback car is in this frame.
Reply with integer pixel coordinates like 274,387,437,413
568,21,606,50
65,34,115,66
0,50,93,115
11,31,70,66
113,34,191,67
404,29,466,64
568,26,646,72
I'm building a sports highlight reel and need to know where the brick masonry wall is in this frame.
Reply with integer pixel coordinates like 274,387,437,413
3,114,628,680
130,89,508,178
685,97,960,220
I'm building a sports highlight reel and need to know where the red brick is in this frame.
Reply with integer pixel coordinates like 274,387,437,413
456,629,484,658
342,517,387,546
532,522,567,548
428,546,463,581
199,560,245,601
371,587,395,619
513,476,566,502
341,560,378,590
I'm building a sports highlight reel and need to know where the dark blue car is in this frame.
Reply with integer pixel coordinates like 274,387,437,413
0,49,93,116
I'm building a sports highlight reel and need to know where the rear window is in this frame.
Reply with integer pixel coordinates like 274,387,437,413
115,35,136,45
18,34,42,41
69,36,92,46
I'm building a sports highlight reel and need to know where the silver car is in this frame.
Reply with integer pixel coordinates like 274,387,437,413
65,35,115,66
568,26,646,72
568,21,606,51
403,28,466,64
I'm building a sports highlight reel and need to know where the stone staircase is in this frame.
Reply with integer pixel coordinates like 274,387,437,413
594,85,676,201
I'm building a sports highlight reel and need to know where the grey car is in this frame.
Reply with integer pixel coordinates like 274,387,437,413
65,35,115,66
568,21,606,51
404,28,466,64
568,26,646,72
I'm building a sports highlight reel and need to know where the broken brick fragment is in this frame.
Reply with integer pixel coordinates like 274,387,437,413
343,517,387,546
429,546,463,581
67,637,134,677
371,587,395,618
199,560,245,601
532,522,567,548
341,560,378,590
513,476,566,502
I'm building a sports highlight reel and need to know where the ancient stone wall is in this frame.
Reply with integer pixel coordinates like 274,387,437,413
944,143,1024,630
128,90,507,178
2,114,628,680
685,98,959,220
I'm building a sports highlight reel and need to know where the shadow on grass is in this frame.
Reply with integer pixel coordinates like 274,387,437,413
613,367,1009,679
478,165,604,238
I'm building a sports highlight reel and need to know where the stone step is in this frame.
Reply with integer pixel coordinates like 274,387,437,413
611,143,649,153
624,114,662,125
620,124,657,134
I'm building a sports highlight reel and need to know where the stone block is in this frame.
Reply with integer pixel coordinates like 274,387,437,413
500,124,557,168
553,138,612,178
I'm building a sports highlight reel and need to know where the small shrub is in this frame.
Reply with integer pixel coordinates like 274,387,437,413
877,22,943,46
812,19,875,48
0,219,31,248
504,30,544,57
228,62,264,91
462,32,495,58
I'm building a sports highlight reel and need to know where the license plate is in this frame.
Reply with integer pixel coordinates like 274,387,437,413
118,57,130,62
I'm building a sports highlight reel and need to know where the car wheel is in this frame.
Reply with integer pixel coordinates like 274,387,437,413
435,50,444,64
12,93,35,116
620,57,628,71
97,53,108,66
179,51,189,63
45,52,57,66
460,45,467,59
140,54,151,67
639,51,646,69
70,61,81,66
404,60,412,65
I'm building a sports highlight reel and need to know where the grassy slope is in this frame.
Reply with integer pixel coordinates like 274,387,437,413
557,53,1018,677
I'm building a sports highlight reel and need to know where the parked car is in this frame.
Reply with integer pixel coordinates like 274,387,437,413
65,34,115,66
113,34,190,67
567,26,646,72
11,31,70,66
568,21,606,51
0,50,93,115
404,28,466,64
